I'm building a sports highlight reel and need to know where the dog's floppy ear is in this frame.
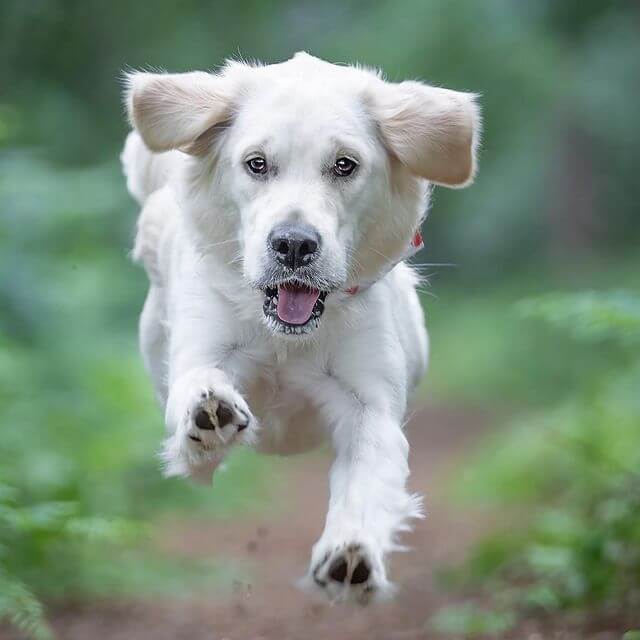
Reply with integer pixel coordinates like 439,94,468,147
372,80,481,187
125,71,235,154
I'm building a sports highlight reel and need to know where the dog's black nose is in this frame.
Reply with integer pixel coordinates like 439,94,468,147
268,222,320,270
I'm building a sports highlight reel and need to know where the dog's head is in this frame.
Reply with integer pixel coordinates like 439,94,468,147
126,53,480,337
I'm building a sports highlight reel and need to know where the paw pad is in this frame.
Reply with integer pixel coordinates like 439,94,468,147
328,556,371,585
195,409,216,430
329,558,348,582
215,402,234,427
350,560,370,584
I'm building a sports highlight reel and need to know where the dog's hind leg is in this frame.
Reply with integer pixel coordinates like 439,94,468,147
139,286,169,406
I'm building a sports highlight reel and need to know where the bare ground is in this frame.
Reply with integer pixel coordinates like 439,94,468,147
3,406,633,640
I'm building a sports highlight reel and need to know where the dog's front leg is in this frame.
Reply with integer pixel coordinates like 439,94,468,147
160,295,257,482
308,395,421,603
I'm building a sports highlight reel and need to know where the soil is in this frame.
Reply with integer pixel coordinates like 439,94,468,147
2,406,633,640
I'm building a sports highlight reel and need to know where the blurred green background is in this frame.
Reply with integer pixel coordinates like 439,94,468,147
1,1,639,638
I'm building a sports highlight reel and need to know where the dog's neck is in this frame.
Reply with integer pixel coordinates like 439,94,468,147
345,229,423,296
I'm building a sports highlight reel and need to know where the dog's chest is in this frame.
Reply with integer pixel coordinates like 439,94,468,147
246,348,316,409
232,344,327,454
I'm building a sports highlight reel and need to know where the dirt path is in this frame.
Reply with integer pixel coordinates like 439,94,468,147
21,405,488,640
5,405,630,639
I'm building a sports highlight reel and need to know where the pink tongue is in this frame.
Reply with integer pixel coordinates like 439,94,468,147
277,285,320,325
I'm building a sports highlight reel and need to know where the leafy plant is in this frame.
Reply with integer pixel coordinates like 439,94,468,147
0,483,133,639
0,572,52,640
438,290,640,632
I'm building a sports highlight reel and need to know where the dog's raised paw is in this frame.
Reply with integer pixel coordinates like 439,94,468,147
163,372,256,477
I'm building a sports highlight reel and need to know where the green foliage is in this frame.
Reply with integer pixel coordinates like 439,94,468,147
0,482,131,639
519,291,640,345
0,573,52,640
443,290,640,629
2,1,639,266
421,267,640,408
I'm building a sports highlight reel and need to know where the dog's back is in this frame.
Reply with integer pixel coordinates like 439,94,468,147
120,131,177,205
121,132,181,285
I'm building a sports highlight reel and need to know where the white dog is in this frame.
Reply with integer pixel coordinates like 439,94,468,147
121,52,480,604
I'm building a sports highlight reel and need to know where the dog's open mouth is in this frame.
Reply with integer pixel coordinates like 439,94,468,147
262,283,329,335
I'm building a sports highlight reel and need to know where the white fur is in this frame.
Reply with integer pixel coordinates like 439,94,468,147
121,52,480,603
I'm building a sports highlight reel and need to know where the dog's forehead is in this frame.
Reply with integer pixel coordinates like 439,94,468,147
241,88,363,130
233,58,373,147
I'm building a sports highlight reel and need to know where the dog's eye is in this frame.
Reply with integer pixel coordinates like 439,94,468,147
333,157,358,177
246,156,268,175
